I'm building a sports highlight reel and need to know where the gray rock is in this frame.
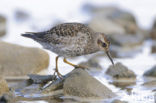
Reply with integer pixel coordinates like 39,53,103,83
88,6,139,35
0,41,49,77
0,15,6,37
28,74,56,84
108,34,143,58
144,65,156,77
63,69,116,98
83,5,120,16
79,58,102,71
112,80,136,90
89,16,125,35
110,45,142,58
109,34,144,47
0,76,9,96
106,62,136,78
142,80,156,90
0,93,15,103
88,6,144,58
151,43,156,53
16,69,116,99
150,18,156,40
111,99,128,103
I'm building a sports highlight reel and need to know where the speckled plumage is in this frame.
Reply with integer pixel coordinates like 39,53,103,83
22,22,114,78
22,23,101,57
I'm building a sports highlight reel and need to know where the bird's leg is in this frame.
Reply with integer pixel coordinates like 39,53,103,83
54,56,63,78
63,58,86,69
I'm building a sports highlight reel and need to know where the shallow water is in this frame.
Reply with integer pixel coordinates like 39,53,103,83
0,0,156,103
6,41,155,103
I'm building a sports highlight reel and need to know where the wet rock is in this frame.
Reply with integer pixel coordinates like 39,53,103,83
106,62,136,78
28,74,56,84
144,65,156,77
87,6,144,54
108,33,143,58
109,34,144,47
150,19,156,40
138,28,150,40
142,80,156,90
0,93,15,103
89,16,125,35
40,69,116,99
0,41,49,77
15,69,116,99
111,81,135,90
111,99,128,103
0,76,9,96
88,6,139,35
63,69,116,98
110,45,142,58
108,10,138,34
151,43,156,53
79,58,102,71
0,15,6,37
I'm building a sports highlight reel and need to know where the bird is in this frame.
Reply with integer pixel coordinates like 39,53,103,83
21,23,114,78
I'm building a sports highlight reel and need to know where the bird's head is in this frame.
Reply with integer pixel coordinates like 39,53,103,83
96,33,114,65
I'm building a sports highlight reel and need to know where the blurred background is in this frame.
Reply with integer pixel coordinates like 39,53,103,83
0,0,156,103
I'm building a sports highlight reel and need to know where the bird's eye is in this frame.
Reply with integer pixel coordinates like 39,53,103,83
102,43,107,47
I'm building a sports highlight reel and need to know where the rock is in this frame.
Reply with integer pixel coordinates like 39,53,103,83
16,69,116,99
110,45,142,58
150,29,156,40
0,93,15,103
28,74,56,84
112,81,136,89
109,34,144,47
108,33,143,58
142,80,156,90
0,76,9,96
0,41,49,77
111,99,128,103
88,6,139,35
138,28,150,40
79,58,102,71
151,43,156,53
108,11,138,34
63,69,116,98
150,19,156,40
144,65,156,77
0,15,6,37
106,62,136,78
89,16,125,35
82,4,119,16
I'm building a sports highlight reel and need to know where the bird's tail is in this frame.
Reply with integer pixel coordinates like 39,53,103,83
21,32,45,40
21,32,35,39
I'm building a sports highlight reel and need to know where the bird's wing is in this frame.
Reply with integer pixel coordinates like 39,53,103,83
43,23,94,45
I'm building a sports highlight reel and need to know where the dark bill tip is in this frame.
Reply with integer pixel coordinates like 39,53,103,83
106,51,114,66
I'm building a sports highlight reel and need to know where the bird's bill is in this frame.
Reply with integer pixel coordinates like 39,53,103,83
106,50,114,66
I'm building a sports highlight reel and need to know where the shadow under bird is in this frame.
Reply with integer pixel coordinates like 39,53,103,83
22,23,114,78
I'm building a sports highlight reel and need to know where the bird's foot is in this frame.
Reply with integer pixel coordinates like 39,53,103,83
53,69,63,79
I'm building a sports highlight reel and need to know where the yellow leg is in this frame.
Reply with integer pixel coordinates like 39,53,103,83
63,58,86,69
54,56,63,78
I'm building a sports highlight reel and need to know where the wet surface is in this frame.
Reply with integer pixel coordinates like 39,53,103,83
4,42,156,103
